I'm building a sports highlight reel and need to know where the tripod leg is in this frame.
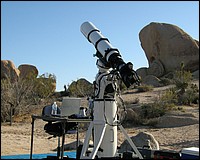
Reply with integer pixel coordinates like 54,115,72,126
118,125,143,159
80,122,94,159
89,123,107,159
80,122,107,159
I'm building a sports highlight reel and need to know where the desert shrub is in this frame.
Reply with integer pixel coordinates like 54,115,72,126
159,77,173,86
160,88,178,106
136,84,153,92
180,84,199,105
173,62,192,92
154,62,199,106
140,103,166,119
172,62,199,105
122,100,176,127
122,102,167,127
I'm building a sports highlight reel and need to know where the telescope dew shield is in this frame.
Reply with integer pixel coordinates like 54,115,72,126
80,21,122,66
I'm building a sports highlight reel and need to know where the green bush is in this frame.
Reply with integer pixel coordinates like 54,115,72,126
160,88,178,105
180,84,199,105
173,62,192,92
140,103,166,119
172,62,199,105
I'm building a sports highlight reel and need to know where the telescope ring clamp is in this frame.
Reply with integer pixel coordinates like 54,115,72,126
94,48,120,69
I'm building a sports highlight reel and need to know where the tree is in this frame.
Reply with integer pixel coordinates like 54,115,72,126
1,75,37,125
35,73,56,98
1,72,56,125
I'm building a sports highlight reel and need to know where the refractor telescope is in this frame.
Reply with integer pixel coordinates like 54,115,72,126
80,21,140,88
79,22,143,159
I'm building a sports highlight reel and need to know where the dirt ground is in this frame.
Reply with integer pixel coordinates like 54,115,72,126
1,81,199,156
1,119,199,156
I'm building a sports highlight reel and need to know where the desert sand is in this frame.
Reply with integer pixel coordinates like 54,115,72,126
1,81,199,156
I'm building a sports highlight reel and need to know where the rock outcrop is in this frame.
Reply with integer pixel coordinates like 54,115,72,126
18,64,38,78
1,60,56,92
1,60,20,81
156,111,199,128
137,22,199,84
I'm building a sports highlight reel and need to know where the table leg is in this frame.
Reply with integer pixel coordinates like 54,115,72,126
61,122,66,159
30,117,35,159
57,137,60,158
76,123,79,159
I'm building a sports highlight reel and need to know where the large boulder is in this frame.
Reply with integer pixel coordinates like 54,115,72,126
18,64,38,78
68,78,93,97
1,60,20,81
138,22,199,78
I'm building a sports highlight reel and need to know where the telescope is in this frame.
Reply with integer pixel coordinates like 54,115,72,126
80,21,140,88
79,22,143,159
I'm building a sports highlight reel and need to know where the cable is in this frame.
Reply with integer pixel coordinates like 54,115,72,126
103,99,118,127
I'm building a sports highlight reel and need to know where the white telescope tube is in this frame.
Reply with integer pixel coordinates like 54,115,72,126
80,21,120,63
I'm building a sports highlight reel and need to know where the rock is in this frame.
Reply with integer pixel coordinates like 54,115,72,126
156,115,199,128
136,67,148,80
18,64,38,78
192,70,199,79
139,22,199,76
142,75,161,87
194,39,199,46
147,59,165,77
119,131,159,153
1,60,20,81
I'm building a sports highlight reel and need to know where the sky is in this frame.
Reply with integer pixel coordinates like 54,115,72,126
1,1,199,91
